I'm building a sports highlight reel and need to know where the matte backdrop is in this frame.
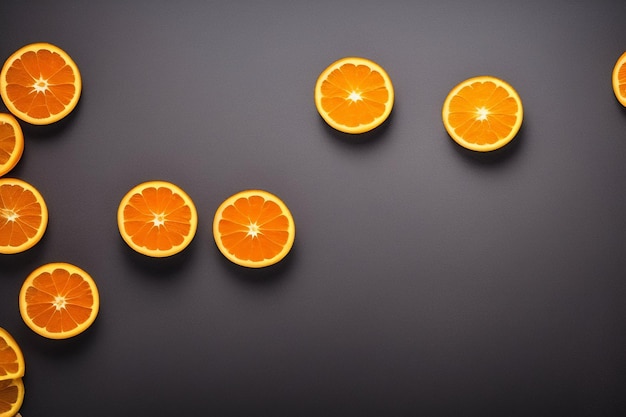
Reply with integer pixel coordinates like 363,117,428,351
1,0,625,416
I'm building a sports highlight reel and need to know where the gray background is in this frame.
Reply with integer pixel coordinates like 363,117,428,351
1,0,625,416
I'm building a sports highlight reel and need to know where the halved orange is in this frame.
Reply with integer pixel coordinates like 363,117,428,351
0,328,24,382
117,180,198,257
442,75,523,152
19,262,100,339
0,377,24,417
0,178,48,254
1,42,82,125
213,189,295,268
314,57,394,134
612,51,626,107
0,114,23,177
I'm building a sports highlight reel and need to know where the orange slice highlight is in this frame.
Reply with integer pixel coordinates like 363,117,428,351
213,189,295,268
0,328,24,382
1,42,82,125
612,51,626,107
19,262,100,339
0,114,23,177
315,57,394,134
117,180,198,257
0,178,48,254
0,377,24,417
442,75,523,152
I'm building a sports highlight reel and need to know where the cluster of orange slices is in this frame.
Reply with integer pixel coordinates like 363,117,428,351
116,182,295,268
0,40,625,417
313,56,526,151
0,43,93,416
0,45,96,332
0,43,81,253
0,327,25,417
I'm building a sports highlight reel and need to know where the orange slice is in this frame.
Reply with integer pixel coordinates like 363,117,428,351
19,262,100,339
0,178,48,254
612,51,626,107
314,57,394,134
117,180,198,257
0,114,23,177
0,378,24,417
442,75,523,152
0,328,24,382
1,42,82,125
213,189,295,268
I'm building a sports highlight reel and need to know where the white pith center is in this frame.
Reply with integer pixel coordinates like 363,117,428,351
1,208,18,222
152,213,166,227
33,77,49,93
476,107,490,121
53,295,67,310
247,223,260,238
348,91,362,102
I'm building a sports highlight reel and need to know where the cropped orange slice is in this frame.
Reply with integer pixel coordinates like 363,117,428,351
0,328,24,382
612,51,626,107
213,190,295,268
0,114,23,177
442,75,523,152
1,42,82,125
0,178,48,254
118,181,198,257
315,57,394,134
0,377,24,417
19,262,100,339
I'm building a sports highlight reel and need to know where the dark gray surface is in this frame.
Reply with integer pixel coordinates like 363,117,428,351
1,0,626,415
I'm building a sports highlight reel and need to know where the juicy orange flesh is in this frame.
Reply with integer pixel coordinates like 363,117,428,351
0,338,19,378
320,63,389,127
23,268,94,334
0,379,20,413
4,49,77,120
122,186,193,251
448,81,519,145
0,122,16,166
218,196,290,262
618,63,626,97
0,183,44,247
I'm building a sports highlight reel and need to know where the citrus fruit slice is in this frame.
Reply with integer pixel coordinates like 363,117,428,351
314,56,394,134
0,377,24,417
0,178,48,254
612,51,626,107
213,189,295,268
0,42,82,125
117,180,198,257
19,262,100,339
442,75,523,152
0,114,23,177
0,328,24,382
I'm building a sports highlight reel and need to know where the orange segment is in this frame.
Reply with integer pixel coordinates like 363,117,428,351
0,114,23,177
117,181,198,257
19,262,100,339
612,51,626,107
0,328,24,381
1,43,82,125
0,378,24,417
0,178,48,254
315,57,394,134
442,75,523,152
213,189,295,268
